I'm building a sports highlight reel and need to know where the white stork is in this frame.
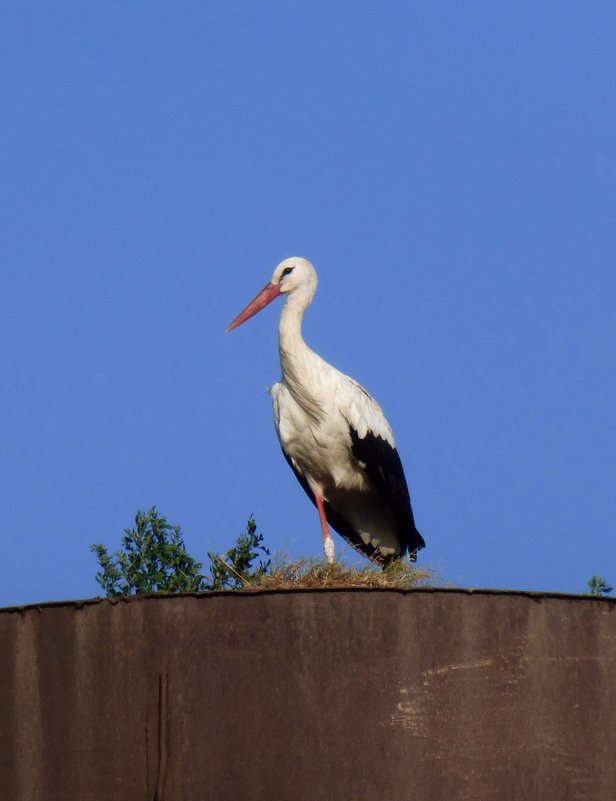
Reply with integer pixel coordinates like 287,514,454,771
226,257,425,566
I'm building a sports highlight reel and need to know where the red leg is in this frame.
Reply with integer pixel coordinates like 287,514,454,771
315,494,335,564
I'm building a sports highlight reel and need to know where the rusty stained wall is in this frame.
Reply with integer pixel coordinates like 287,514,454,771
0,589,615,801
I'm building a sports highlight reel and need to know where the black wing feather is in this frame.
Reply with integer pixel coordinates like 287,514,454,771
350,428,425,558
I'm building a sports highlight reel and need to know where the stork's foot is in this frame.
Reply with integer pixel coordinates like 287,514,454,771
323,535,335,565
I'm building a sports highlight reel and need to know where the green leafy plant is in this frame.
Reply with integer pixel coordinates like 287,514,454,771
587,575,613,597
92,509,271,597
206,515,271,590
91,507,207,596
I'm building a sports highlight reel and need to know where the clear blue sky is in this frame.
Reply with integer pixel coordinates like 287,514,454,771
2,2,615,606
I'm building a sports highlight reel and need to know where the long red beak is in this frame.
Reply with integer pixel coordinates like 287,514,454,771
226,282,283,332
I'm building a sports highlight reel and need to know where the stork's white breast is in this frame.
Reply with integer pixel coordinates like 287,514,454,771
269,367,394,497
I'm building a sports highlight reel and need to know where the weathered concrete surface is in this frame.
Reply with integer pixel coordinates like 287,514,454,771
0,589,614,801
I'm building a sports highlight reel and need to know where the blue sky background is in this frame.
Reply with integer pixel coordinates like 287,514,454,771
2,2,615,607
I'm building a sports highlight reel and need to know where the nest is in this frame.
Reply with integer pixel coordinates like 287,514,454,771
241,556,435,591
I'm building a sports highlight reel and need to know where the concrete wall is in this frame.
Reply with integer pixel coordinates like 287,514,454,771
1,589,614,800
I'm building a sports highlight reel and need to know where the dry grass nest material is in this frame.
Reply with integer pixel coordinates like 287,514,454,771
242,557,436,591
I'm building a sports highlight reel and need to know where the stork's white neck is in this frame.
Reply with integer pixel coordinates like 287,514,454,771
278,286,314,367
277,284,326,420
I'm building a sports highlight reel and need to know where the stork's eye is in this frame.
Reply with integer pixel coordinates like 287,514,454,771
281,266,295,278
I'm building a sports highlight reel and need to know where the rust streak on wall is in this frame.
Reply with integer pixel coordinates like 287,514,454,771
0,589,614,801
154,671,170,801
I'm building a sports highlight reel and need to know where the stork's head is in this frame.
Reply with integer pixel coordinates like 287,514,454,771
226,257,317,332
270,257,317,295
